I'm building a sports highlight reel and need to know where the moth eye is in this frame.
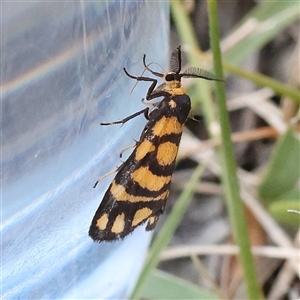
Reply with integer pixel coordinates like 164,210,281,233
165,73,175,81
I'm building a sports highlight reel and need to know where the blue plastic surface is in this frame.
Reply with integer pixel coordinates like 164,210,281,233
2,2,169,298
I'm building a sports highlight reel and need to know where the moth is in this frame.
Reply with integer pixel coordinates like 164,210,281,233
89,46,221,242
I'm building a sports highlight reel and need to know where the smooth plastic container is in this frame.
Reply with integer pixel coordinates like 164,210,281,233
1,2,169,298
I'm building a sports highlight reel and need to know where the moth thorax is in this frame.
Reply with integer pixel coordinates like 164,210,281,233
165,80,181,91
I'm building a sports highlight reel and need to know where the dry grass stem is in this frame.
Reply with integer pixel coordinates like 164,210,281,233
161,245,299,261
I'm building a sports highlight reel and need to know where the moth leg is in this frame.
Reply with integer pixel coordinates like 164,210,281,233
124,68,171,102
93,168,118,188
123,68,158,100
142,54,164,78
146,203,167,231
93,139,138,187
101,107,149,126
146,214,160,231
119,142,137,158
144,107,150,120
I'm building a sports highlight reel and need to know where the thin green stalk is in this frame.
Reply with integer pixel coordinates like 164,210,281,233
130,163,206,299
224,62,300,103
207,1,264,299
170,0,199,51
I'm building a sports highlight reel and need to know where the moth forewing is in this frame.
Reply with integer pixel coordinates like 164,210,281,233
89,45,221,242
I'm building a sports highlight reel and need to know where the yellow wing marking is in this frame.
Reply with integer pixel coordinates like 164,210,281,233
152,116,183,137
168,99,177,108
111,213,125,234
132,207,153,226
110,180,169,202
96,214,109,230
156,141,178,166
135,139,155,161
131,166,172,191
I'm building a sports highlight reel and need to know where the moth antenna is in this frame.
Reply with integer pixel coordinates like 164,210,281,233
170,45,181,74
181,67,223,82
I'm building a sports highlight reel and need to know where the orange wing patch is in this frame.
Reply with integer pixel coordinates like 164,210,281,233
156,142,178,166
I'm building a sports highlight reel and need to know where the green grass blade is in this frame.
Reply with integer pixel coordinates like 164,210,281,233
130,163,205,299
223,1,300,64
139,269,218,300
207,1,265,299
224,62,300,103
